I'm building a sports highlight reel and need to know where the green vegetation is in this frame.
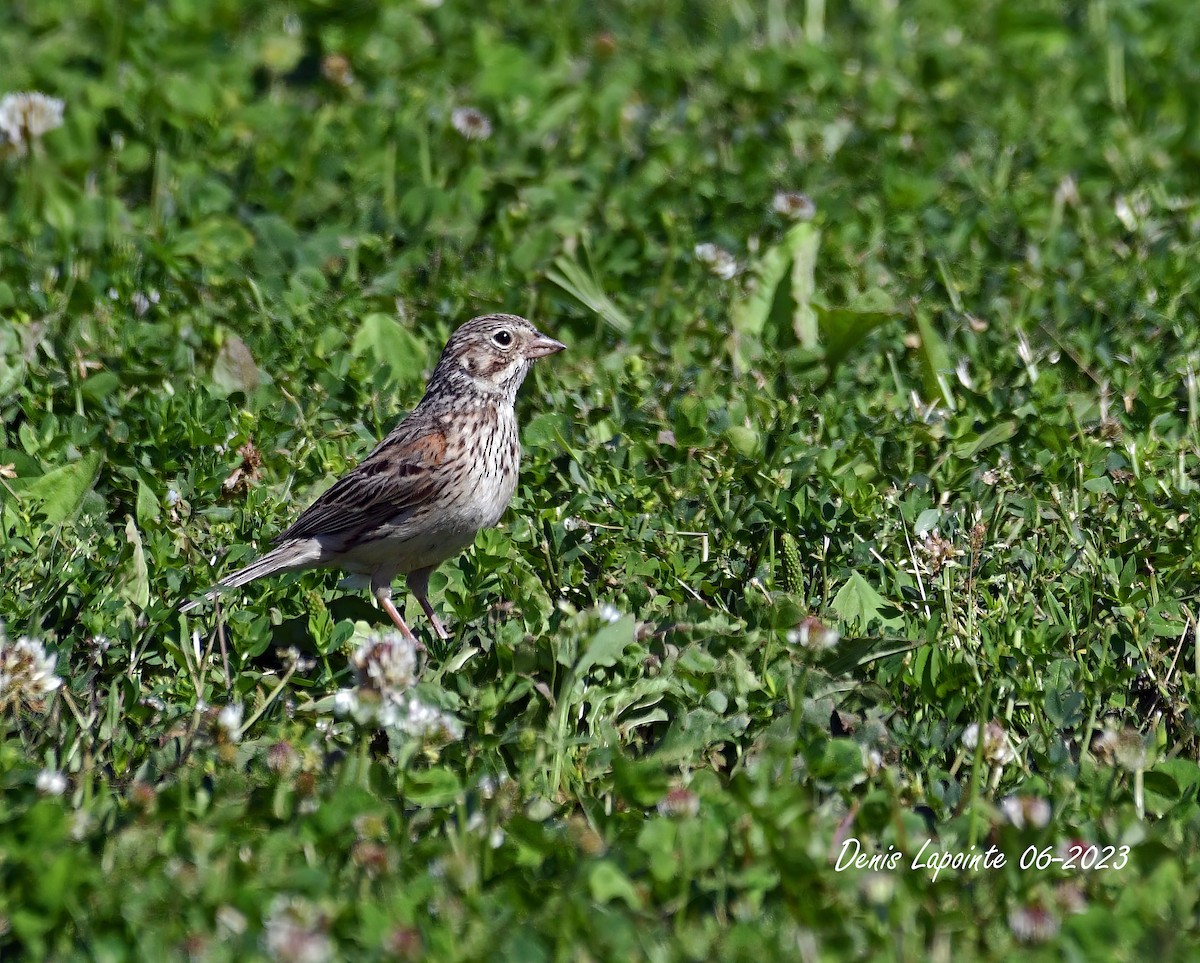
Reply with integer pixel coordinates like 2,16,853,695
3,0,1200,959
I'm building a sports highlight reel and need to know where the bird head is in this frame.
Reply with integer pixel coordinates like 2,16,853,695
430,313,566,402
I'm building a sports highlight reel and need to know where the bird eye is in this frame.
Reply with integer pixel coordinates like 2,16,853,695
492,329,513,347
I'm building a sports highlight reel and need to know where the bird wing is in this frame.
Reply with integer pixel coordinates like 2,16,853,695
271,414,449,548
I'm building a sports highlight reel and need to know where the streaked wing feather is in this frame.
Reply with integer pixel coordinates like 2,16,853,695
272,419,448,547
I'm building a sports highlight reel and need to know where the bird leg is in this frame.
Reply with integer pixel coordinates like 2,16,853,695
374,585,425,651
416,595,449,641
408,567,450,641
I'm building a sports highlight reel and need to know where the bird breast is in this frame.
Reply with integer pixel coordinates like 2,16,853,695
331,404,521,581
451,402,521,530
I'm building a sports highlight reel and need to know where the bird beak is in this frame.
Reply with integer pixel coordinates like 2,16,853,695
526,333,567,359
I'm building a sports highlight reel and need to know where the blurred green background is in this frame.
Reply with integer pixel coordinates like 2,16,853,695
2,0,1200,960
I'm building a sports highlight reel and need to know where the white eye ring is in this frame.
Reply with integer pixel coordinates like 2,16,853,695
493,329,513,347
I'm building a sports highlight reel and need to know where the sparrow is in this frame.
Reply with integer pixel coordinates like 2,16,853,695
181,313,566,644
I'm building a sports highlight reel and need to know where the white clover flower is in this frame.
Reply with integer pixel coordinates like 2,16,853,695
1008,903,1059,943
350,630,419,693
1000,795,1051,829
335,687,390,727
265,741,299,776
990,740,1015,766
963,720,1016,767
332,689,358,717
917,531,957,575
263,896,333,963
451,107,492,141
331,629,461,741
694,242,738,280
165,488,181,507
0,626,63,712
36,768,68,796
1092,724,1148,771
712,257,737,280
1114,194,1148,232
597,602,621,624
0,91,65,149
998,794,1024,827
332,688,383,729
18,638,62,696
278,645,315,673
374,697,402,730
131,292,151,316
217,905,248,937
334,686,459,741
657,787,700,818
771,191,816,221
216,703,244,742
785,617,840,650
395,693,462,741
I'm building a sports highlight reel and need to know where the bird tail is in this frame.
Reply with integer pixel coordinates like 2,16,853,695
179,539,323,613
